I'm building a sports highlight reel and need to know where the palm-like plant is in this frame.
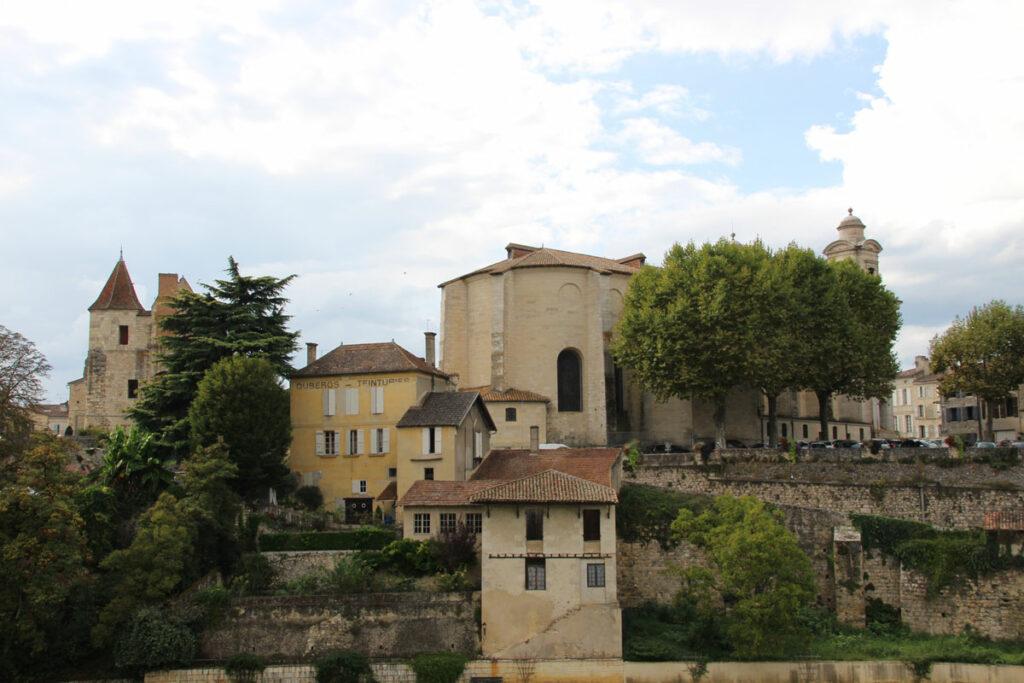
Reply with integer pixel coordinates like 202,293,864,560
97,426,174,508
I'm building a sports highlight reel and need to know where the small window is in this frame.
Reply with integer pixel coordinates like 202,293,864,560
359,480,367,494
583,509,601,541
859,428,864,441
586,563,606,588
440,512,457,533
526,508,544,541
466,512,483,534
325,430,338,456
424,467,434,481
525,558,546,590
374,427,387,454
119,325,129,345
832,426,838,439
781,423,787,438
917,405,924,417
557,349,582,412
127,379,139,399
802,424,808,438
505,407,517,422
414,513,431,535
349,430,359,455
388,467,397,478
919,425,926,438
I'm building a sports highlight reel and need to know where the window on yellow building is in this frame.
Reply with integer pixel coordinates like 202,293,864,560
371,386,384,414
347,429,364,455
422,427,440,454
414,513,430,534
345,387,359,415
316,430,339,456
322,389,336,416
424,467,434,480
466,513,482,534
371,427,389,454
440,512,456,533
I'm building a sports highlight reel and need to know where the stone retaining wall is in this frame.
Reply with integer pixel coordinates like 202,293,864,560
261,550,356,583
200,592,479,660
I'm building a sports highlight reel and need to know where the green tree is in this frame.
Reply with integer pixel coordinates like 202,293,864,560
612,240,770,447
189,356,291,500
0,325,51,459
129,257,298,459
797,259,901,440
0,436,89,674
94,443,239,644
96,425,174,513
671,495,816,658
930,301,1024,441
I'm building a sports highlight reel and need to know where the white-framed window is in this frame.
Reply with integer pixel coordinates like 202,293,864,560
322,389,337,416
316,430,339,456
905,415,912,432
586,563,606,588
466,512,482,534
345,387,359,415
917,405,924,417
918,386,926,398
414,513,431,535
439,512,457,533
347,429,364,455
526,558,546,590
371,386,385,414
422,427,441,454
370,427,389,454
351,479,367,494
901,388,908,405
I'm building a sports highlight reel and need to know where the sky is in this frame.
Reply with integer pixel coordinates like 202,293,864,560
2,0,1023,402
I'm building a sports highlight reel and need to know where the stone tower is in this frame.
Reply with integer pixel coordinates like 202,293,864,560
67,258,191,432
823,208,882,274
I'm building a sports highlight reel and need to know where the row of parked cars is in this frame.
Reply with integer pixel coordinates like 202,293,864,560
646,438,1024,453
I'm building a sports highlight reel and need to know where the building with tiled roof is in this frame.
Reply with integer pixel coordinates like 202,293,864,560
461,386,550,450
292,341,447,379
29,402,71,436
469,469,617,504
892,356,944,440
65,258,191,433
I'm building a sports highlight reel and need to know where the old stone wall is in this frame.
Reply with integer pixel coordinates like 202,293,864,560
261,550,356,584
617,540,708,608
200,592,479,660
899,568,1024,640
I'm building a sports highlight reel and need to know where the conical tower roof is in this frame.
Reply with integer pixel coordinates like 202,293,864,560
89,258,146,312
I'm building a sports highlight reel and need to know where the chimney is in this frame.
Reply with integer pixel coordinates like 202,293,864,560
529,426,540,453
306,342,318,366
425,331,437,367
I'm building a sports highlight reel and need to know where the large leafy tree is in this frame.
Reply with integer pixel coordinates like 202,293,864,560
0,436,90,675
0,325,51,459
189,355,291,500
129,257,298,459
797,259,901,440
95,425,174,514
671,495,816,658
612,240,769,447
930,300,1024,441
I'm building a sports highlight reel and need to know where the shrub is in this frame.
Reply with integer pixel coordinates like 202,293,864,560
315,650,375,683
374,538,441,575
436,568,471,591
410,653,469,683
295,485,325,511
259,527,394,552
225,653,266,683
193,585,233,626
866,597,904,635
431,523,478,572
616,484,707,549
113,608,196,674
239,512,263,552
231,552,276,594
328,555,378,593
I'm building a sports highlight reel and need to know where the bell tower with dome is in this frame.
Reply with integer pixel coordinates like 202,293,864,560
823,208,882,275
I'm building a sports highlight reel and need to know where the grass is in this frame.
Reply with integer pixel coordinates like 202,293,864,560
807,629,1024,665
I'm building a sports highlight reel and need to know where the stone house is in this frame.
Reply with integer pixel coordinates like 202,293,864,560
891,356,944,439
28,401,70,436
67,258,191,433
399,446,623,659
288,337,495,520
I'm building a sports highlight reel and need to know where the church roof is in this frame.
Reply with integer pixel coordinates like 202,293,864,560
89,259,146,312
439,244,645,287
291,341,447,378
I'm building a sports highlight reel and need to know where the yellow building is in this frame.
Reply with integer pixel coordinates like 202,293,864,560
399,446,623,659
289,337,495,521
892,356,944,439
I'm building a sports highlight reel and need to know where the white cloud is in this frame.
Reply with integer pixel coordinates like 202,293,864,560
617,118,740,166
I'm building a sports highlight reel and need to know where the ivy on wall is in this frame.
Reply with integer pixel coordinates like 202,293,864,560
616,484,709,549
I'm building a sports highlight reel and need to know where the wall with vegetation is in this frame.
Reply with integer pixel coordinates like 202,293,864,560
200,592,479,660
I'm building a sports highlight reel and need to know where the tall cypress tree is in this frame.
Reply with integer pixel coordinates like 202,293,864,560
129,257,298,459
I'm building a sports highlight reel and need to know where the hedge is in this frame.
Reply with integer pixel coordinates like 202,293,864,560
260,526,395,552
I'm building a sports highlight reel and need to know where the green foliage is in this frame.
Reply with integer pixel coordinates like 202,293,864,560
230,552,276,595
130,257,299,460
436,568,471,591
327,555,379,593
0,437,90,676
189,356,292,499
372,538,441,575
865,597,904,635
624,441,641,474
112,607,196,675
616,484,708,549
259,527,395,552
410,653,469,683
852,514,1023,595
74,482,119,564
193,585,233,626
931,301,1024,441
295,485,325,510
314,650,375,683
672,495,816,658
224,653,266,683
806,628,1024,666
96,425,174,512
622,601,729,661
431,523,478,573
0,325,51,460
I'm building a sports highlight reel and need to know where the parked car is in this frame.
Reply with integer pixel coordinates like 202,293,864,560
974,441,997,449
726,439,748,449
831,439,861,449
808,440,834,449
865,439,892,451
1011,442,1024,449
895,439,931,448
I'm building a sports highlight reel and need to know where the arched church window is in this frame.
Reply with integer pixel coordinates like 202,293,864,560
557,349,582,412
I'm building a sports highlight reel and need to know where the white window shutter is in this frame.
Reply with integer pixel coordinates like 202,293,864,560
315,431,325,456
382,428,390,453
322,390,330,416
475,431,482,458
357,429,365,454
346,388,359,415
372,387,384,414
422,427,430,455
328,389,337,416
370,428,378,454
351,480,359,494
434,428,441,454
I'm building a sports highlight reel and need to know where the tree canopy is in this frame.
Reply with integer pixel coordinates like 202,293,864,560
129,257,298,459
0,325,51,458
189,355,292,500
930,300,1024,440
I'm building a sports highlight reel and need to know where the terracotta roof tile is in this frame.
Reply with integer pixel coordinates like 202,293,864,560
984,511,1024,531
376,481,398,501
397,391,496,430
292,342,447,378
469,469,617,504
31,402,69,418
440,245,645,287
462,386,550,403
399,480,495,507
471,447,621,487
89,259,146,312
